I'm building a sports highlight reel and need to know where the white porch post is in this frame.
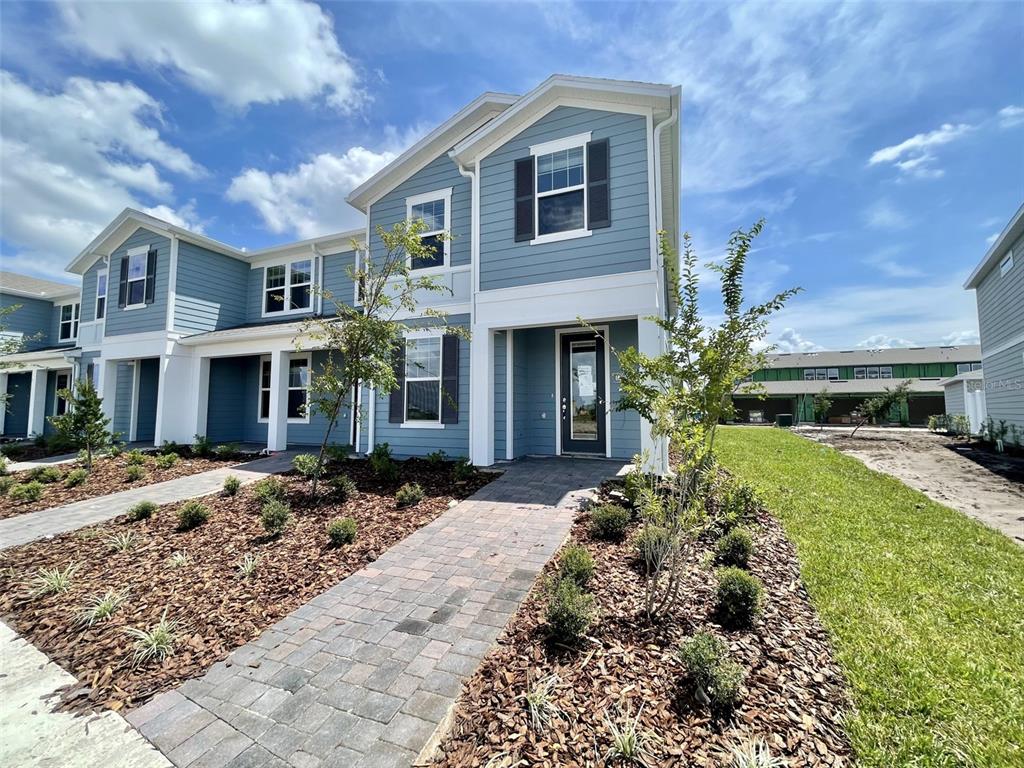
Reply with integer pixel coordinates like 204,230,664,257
187,356,211,442
469,326,495,466
266,349,289,452
0,372,8,435
99,359,118,427
27,368,48,437
154,351,195,445
637,317,668,474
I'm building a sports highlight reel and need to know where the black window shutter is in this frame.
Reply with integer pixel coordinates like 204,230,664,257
514,156,535,242
118,257,129,308
144,247,157,304
586,138,611,229
441,334,460,424
388,342,406,423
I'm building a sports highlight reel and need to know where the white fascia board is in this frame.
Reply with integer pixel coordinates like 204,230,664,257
964,202,1024,289
244,229,365,263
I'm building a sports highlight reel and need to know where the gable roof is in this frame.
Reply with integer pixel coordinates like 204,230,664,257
964,202,1024,289
0,270,79,300
346,91,519,212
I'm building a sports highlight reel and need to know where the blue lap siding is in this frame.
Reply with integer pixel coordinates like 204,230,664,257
174,242,249,333
1,294,56,350
105,228,171,336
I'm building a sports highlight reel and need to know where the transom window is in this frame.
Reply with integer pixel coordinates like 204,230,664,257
407,189,451,271
264,260,313,315
59,303,80,341
536,145,585,237
95,269,108,320
258,355,310,422
405,336,442,422
126,250,147,307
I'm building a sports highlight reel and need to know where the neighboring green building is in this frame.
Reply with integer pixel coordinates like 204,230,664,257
734,345,983,426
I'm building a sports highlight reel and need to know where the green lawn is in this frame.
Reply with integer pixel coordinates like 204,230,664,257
716,426,1024,768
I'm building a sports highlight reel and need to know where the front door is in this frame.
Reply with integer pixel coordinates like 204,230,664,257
560,332,606,455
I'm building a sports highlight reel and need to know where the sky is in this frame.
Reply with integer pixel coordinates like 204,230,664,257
0,0,1021,351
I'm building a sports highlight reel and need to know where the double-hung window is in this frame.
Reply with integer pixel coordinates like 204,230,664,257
59,303,79,341
126,250,147,307
879,366,892,379
536,144,585,238
54,372,70,416
264,260,313,315
406,189,451,271
95,269,108,320
957,363,971,374
854,367,866,380
404,336,442,422
867,366,880,379
258,355,311,422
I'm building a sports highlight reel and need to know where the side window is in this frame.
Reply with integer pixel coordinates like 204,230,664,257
257,355,310,421
879,367,892,379
126,250,147,307
827,368,839,381
95,269,108,320
405,336,442,422
264,260,313,315
59,303,79,341
999,251,1014,276
407,192,449,271
956,363,971,374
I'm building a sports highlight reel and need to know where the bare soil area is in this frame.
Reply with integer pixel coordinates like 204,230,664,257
798,427,1024,545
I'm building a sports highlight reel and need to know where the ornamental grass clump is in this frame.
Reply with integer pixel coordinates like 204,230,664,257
260,499,291,536
78,588,128,627
64,468,88,488
327,516,357,546
106,531,137,553
395,482,424,508
603,704,659,765
678,631,746,710
523,673,561,734
125,610,177,667
222,475,241,496
729,739,787,768
329,474,356,501
127,500,157,521
558,543,595,586
9,481,43,502
167,550,192,568
253,476,286,505
715,527,754,568
715,567,764,629
30,563,79,596
125,449,147,466
155,452,178,469
544,577,596,644
237,554,259,579
589,503,631,541
30,466,62,484
176,500,210,531
125,464,145,482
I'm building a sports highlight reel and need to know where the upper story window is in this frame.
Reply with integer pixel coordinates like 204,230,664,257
126,250,147,307
854,367,866,379
58,303,80,341
536,146,585,236
972,362,983,371
804,367,839,381
264,259,313,315
119,245,156,310
879,366,892,379
999,251,1014,276
406,189,451,271
957,363,971,374
95,269,108,320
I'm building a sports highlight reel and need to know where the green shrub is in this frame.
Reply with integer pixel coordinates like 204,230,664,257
0,476,13,496
0,454,8,475
635,524,674,574
155,452,178,469
107,443,123,458
292,453,322,479
252,476,286,504
9,481,43,502
177,501,210,531
395,482,424,508
558,543,595,586
426,449,447,465
715,527,754,568
708,658,745,709
30,466,62,484
678,631,746,710
64,468,88,488
327,516,357,546
223,475,241,496
369,443,398,482
545,577,596,643
214,442,239,457
127,500,158,521
125,464,145,482
622,465,649,507
260,499,291,536
329,474,356,501
589,503,631,541
125,449,147,466
453,457,475,482
715,567,764,628
192,434,212,457
325,443,352,463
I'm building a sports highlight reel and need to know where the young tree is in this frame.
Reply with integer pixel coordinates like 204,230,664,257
48,378,112,468
851,381,911,437
604,221,799,618
812,387,833,430
298,219,464,499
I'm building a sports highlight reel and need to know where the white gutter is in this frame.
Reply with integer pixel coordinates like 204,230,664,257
652,104,679,255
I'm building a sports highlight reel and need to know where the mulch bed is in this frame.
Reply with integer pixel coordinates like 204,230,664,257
0,458,494,713
1,452,244,519
432,484,852,767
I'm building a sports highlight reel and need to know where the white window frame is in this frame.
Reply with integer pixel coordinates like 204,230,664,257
405,188,452,274
95,268,108,321
261,258,314,318
529,131,592,246
879,366,893,379
956,363,971,374
257,353,311,424
803,369,816,381
58,302,80,341
867,367,880,379
854,367,866,380
827,368,840,381
972,362,983,371
999,251,1014,276
124,245,149,310
401,330,445,429
54,371,71,416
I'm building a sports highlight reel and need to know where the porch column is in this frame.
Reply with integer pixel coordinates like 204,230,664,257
266,349,289,452
154,351,195,445
186,356,211,442
0,372,8,434
26,368,48,437
469,325,495,466
637,317,668,474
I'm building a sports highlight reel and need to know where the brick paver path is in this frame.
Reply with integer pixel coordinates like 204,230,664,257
127,457,625,768
0,453,297,550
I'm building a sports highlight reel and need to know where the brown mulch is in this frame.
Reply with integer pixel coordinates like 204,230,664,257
431,490,852,767
1,453,243,519
0,459,494,713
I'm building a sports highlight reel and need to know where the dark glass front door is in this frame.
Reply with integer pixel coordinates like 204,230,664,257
560,333,606,455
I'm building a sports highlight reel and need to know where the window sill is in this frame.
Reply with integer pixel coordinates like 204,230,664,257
123,304,147,311
257,418,311,425
400,421,445,429
530,229,592,246
261,307,313,319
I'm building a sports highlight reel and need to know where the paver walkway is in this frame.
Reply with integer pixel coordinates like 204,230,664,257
0,620,171,768
0,452,297,550
127,457,625,768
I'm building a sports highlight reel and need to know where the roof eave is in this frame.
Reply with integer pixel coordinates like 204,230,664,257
964,202,1024,289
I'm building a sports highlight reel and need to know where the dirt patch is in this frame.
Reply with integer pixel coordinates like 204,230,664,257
800,427,1024,545
0,458,494,713
1,452,243,519
432,486,851,767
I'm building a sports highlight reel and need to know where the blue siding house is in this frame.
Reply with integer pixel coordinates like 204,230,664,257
2,76,679,470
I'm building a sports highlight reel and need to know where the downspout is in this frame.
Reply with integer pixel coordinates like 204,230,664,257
454,157,479,463
652,105,679,265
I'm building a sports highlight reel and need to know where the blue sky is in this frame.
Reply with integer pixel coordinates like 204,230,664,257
1,1,1021,350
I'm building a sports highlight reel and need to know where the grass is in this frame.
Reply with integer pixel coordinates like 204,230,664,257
715,426,1024,767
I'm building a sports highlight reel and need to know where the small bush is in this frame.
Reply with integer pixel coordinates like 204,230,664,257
125,449,147,466
214,442,239,457
325,443,352,463
369,442,392,462
679,631,746,710
155,452,178,469
716,567,764,628
253,476,286,504
192,434,212,457
64,468,88,488
395,482,424,508
545,577,596,643
327,516,357,546
330,473,356,501
0,476,13,496
30,466,62,484
30,563,79,596
9,481,43,502
127,500,157,521
708,659,746,709
223,475,241,496
622,465,649,507
369,443,398,482
292,453,322,479
107,443,123,458
426,449,447,466
558,543,595,586
634,524,674,574
0,454,7,475
260,499,291,536
715,527,754,568
177,500,210,531
589,503,631,541
125,610,177,667
125,464,145,482
453,457,475,482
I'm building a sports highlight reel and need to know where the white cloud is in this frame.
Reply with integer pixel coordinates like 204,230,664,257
998,105,1024,128
0,71,201,278
58,0,362,111
772,328,822,353
864,200,911,230
942,330,980,346
985,232,1000,245
862,246,923,278
868,122,973,178
857,333,916,349
142,201,206,233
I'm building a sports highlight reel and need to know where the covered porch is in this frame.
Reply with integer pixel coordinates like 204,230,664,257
0,348,79,439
